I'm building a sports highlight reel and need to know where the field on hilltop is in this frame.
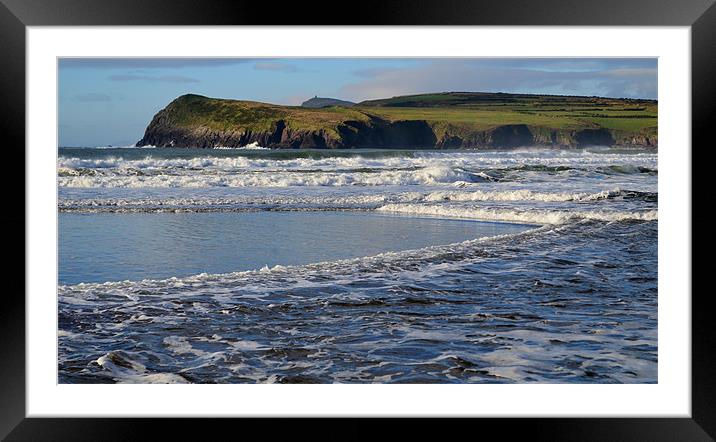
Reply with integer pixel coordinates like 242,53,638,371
358,92,657,135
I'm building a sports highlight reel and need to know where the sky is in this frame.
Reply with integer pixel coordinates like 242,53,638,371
58,58,657,147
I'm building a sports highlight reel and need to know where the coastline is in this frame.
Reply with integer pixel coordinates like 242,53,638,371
135,93,658,150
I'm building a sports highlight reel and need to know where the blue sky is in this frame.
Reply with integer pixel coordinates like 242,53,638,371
58,58,657,147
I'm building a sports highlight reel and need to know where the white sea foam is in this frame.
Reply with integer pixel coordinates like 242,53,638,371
58,187,651,213
163,336,207,357
96,351,189,384
423,188,627,203
57,150,657,173
57,167,480,188
57,148,658,188
213,141,267,150
376,203,658,224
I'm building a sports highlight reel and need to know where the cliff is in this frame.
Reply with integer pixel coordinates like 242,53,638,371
136,92,657,149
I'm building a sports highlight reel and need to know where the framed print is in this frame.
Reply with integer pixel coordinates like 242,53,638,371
6,0,714,439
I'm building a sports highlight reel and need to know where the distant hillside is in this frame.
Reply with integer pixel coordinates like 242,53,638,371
137,92,657,149
301,96,355,108
358,91,656,108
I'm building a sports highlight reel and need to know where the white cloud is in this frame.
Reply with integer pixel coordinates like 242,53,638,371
339,60,657,101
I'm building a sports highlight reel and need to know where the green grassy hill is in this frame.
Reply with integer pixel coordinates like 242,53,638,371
359,92,657,135
137,92,657,149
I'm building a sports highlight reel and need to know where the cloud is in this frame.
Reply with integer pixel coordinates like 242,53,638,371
59,58,257,69
109,74,200,83
72,93,111,102
340,59,657,101
253,62,301,73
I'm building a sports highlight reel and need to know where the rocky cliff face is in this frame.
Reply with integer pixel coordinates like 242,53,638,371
138,118,333,149
138,117,656,149
137,116,441,149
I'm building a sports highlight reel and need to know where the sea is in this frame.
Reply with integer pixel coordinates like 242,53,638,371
58,146,658,384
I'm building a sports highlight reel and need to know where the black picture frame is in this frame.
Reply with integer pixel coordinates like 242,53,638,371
5,0,713,439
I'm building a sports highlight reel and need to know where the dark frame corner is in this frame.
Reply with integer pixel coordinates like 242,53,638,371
6,0,714,439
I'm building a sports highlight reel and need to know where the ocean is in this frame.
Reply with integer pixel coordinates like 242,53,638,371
58,147,658,383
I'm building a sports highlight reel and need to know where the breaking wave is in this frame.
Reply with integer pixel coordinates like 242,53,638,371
376,203,658,225
58,188,657,214
57,149,658,188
